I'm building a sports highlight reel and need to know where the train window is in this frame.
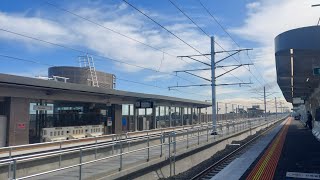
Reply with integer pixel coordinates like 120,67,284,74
61,131,64,135
50,132,53,136
43,130,47,136
54,132,56,136
58,131,60,136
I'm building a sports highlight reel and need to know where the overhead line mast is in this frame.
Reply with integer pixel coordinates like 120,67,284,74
169,36,253,134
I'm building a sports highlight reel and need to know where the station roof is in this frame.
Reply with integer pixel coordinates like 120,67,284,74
275,26,320,104
0,73,211,108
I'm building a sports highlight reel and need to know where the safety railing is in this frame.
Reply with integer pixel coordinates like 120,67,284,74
0,114,288,180
0,121,219,158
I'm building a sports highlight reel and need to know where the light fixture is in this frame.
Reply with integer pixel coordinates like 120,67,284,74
306,78,310,82
290,49,294,98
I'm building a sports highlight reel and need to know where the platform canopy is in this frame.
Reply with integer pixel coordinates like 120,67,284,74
275,26,320,104
0,73,211,108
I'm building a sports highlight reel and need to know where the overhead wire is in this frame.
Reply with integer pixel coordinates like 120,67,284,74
0,28,196,84
0,53,210,98
197,0,271,90
166,0,253,86
45,0,252,92
122,0,209,58
41,0,213,86
123,0,251,87
0,54,55,66
43,0,190,64
167,0,274,103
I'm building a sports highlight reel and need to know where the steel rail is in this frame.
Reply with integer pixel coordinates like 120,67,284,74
1,115,285,180
190,117,287,180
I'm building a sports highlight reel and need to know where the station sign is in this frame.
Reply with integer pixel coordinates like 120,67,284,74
33,105,53,111
17,123,26,129
135,101,153,108
292,97,304,105
107,117,112,126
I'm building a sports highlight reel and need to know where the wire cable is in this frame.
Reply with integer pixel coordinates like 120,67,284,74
122,0,208,57
0,28,196,84
124,0,250,87
198,0,270,89
0,54,55,66
0,53,209,98
168,0,253,86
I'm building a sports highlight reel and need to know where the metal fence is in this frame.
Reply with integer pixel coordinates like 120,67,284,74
0,114,288,180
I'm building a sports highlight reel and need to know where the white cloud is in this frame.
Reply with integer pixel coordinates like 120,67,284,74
0,7,212,74
232,0,319,46
0,12,76,46
246,2,261,11
144,74,171,82
230,0,320,102
0,1,296,107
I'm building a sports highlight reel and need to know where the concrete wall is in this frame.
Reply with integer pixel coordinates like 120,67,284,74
48,66,115,89
0,116,6,147
128,120,283,180
7,97,30,146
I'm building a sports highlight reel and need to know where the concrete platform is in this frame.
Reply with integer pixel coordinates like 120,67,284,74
211,118,288,180
241,118,320,179
273,119,320,179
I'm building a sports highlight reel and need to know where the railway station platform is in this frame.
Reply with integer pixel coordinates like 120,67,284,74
211,117,320,180
244,118,320,180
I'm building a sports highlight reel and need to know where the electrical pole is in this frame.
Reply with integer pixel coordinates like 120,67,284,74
275,97,277,119
225,103,228,120
264,86,267,122
237,104,240,119
169,36,252,135
211,36,217,134
232,104,235,121
217,101,219,123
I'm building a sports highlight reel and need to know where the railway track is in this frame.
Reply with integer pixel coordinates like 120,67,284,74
190,120,282,180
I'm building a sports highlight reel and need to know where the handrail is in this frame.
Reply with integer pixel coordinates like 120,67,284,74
1,115,280,163
1,114,288,180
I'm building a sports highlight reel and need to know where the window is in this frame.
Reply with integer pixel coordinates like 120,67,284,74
0,101,5,115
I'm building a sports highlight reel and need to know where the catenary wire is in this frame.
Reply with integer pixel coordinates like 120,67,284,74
123,0,251,87
197,0,271,90
43,0,189,64
167,0,273,99
0,53,209,98
0,28,196,84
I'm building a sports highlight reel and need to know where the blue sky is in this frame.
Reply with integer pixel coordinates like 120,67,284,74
1,0,318,111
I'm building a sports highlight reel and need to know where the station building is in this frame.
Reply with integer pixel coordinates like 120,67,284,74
0,67,210,146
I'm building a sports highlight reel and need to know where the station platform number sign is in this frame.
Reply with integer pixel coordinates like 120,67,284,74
135,101,153,108
33,105,53,111
107,117,112,127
